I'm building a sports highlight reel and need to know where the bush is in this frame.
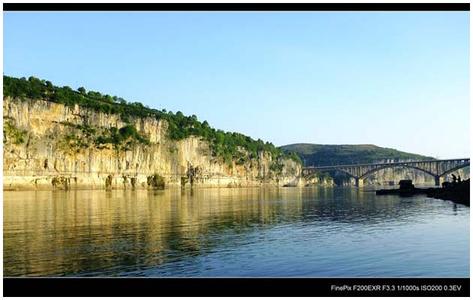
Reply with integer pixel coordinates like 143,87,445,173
147,174,165,189
4,121,27,145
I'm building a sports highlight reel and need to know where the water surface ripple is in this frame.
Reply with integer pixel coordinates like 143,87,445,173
3,187,469,277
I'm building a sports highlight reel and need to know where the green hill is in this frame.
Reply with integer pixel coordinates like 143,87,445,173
280,143,434,167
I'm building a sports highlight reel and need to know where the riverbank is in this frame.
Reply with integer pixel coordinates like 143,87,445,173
376,179,470,206
426,179,470,206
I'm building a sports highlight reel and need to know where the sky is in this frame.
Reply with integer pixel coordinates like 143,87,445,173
3,12,470,158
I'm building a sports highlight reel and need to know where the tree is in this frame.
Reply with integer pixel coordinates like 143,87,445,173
119,125,137,139
176,111,184,119
78,87,86,94
104,95,114,103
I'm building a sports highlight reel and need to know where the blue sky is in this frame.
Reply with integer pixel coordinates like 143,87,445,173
4,12,469,158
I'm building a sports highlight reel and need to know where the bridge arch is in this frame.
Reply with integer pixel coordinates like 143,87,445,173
358,165,437,180
438,163,470,178
332,168,359,179
301,158,470,187
322,168,364,187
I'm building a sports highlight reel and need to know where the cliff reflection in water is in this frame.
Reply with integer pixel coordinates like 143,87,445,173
4,187,469,277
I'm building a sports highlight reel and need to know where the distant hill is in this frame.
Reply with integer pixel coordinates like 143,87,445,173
280,143,434,167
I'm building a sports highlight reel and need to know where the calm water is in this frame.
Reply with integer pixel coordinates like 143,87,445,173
3,187,469,277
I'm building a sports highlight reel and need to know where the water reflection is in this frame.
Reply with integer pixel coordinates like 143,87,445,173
3,187,469,277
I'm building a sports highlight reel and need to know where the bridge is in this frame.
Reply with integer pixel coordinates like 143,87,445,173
302,158,470,186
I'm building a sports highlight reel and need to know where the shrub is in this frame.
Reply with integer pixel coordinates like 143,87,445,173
147,174,165,189
4,121,27,145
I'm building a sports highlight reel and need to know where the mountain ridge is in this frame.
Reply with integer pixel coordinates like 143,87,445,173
280,143,434,167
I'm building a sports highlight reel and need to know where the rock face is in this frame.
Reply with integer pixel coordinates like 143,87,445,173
301,173,335,187
3,97,302,190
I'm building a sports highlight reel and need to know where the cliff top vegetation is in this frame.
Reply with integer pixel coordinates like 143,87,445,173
3,75,301,165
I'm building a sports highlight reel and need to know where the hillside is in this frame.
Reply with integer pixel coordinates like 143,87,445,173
3,75,303,190
4,75,301,166
281,143,433,167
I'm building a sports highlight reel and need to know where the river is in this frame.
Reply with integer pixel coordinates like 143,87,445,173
3,187,469,277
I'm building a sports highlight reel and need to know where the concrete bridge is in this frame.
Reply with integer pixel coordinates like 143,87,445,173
302,158,470,186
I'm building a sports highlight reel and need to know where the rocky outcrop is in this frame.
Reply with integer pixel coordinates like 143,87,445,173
3,97,302,190
300,173,335,187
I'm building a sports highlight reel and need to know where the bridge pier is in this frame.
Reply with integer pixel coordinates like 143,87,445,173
434,176,440,187
355,177,363,187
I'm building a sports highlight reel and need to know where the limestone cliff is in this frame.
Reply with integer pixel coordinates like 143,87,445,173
301,173,335,187
3,97,302,190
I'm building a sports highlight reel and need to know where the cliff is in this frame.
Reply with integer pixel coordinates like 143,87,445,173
3,97,302,190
